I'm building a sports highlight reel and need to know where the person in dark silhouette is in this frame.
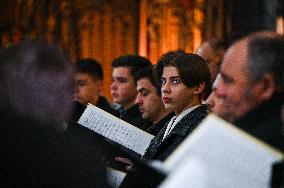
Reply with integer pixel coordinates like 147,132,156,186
0,40,109,187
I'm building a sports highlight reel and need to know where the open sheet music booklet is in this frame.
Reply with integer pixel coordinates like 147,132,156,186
78,103,154,156
160,114,284,188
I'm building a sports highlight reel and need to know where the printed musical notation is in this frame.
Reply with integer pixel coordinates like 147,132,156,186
78,104,154,155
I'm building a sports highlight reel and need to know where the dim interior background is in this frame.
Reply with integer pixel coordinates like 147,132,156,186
0,0,283,101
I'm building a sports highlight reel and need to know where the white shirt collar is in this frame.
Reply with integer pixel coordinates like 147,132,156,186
162,105,200,141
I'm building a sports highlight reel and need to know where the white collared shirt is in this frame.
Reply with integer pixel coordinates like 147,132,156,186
162,105,200,141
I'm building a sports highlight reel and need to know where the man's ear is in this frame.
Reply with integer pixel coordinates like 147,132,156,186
257,74,276,101
194,82,206,95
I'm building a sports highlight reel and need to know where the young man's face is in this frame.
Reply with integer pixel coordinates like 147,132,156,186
110,67,137,108
74,72,102,106
161,66,198,115
135,78,164,122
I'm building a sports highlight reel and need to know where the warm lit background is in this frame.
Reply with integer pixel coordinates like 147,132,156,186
0,0,283,100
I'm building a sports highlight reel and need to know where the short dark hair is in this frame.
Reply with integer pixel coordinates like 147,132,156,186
247,36,284,94
75,59,103,80
134,66,161,96
156,50,185,65
156,51,211,98
111,55,151,78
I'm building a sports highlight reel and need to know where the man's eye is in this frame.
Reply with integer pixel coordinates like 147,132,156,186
141,92,148,97
141,91,149,96
172,79,180,84
221,76,233,85
118,79,127,83
161,79,166,85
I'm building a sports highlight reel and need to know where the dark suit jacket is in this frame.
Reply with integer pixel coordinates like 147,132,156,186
119,105,208,188
0,108,109,188
96,96,118,116
112,104,151,130
145,112,175,136
234,95,284,152
143,104,208,161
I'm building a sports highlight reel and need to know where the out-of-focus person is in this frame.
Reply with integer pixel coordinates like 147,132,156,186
0,40,109,187
196,39,225,82
197,39,225,100
214,31,284,151
71,58,116,122
205,75,233,122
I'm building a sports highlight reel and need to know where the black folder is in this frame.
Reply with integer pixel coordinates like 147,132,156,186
66,120,166,187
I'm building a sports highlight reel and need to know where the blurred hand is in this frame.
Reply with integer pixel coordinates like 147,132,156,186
114,157,133,171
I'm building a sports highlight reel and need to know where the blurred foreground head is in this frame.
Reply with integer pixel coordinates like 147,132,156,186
214,31,284,122
0,40,73,129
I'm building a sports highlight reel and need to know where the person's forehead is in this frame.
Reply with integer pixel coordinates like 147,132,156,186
137,78,155,91
112,67,132,77
162,66,179,76
222,40,248,73
75,72,99,82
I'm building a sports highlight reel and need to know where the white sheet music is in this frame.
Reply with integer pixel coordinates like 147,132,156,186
106,167,126,188
160,114,284,188
78,104,154,155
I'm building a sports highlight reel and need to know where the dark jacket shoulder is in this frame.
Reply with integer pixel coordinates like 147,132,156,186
143,104,208,161
234,95,284,152
112,104,151,130
120,105,208,188
96,96,118,116
146,112,175,136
